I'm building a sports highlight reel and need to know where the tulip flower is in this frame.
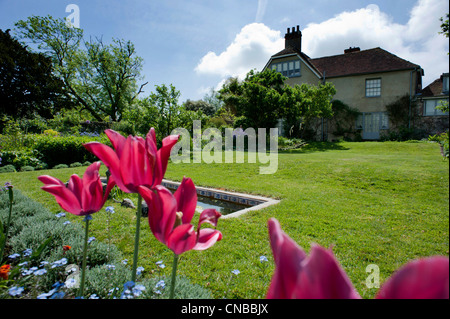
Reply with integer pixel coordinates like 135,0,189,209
138,177,222,298
84,128,178,282
83,128,179,194
38,161,115,216
267,218,449,299
38,162,115,298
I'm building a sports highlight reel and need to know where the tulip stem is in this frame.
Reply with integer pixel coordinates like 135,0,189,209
169,253,179,299
79,216,90,298
131,194,142,282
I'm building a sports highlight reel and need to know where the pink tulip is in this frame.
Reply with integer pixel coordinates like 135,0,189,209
83,128,178,193
138,177,222,255
267,218,449,299
267,218,360,299
38,161,115,216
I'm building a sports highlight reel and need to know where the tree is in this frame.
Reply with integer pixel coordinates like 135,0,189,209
281,82,336,137
439,13,449,38
0,29,72,119
183,99,215,116
219,69,286,130
15,15,146,121
218,69,335,137
149,84,183,138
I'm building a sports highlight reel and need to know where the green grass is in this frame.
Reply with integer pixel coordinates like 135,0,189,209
1,141,448,299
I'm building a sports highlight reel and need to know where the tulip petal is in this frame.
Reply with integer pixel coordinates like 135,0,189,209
376,256,449,299
174,177,197,224
295,244,361,299
105,129,127,158
194,228,222,251
139,185,177,244
37,175,65,187
84,141,131,193
40,185,82,215
198,208,221,229
267,218,307,299
167,224,197,255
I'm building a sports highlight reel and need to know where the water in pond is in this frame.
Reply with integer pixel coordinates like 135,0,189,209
196,195,249,215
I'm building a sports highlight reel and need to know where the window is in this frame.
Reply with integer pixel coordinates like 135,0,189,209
365,78,381,97
424,99,449,116
443,75,449,94
271,60,300,77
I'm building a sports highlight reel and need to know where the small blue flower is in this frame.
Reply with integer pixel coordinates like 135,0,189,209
40,261,49,267
63,221,71,225
9,286,24,297
23,248,32,257
105,264,116,270
156,260,165,268
105,206,115,213
259,255,268,263
34,268,47,276
89,294,100,299
83,215,93,222
8,253,20,259
18,261,28,267
55,212,66,218
136,266,144,275
155,280,166,289
87,236,96,244
122,259,128,265
51,258,68,268
231,269,240,275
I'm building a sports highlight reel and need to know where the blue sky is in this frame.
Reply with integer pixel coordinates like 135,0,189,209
1,0,448,102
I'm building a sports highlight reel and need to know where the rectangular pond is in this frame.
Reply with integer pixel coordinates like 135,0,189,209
161,179,280,218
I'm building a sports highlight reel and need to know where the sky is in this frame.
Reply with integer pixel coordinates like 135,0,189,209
0,0,448,103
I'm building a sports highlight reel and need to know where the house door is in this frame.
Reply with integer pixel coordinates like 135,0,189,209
362,113,380,140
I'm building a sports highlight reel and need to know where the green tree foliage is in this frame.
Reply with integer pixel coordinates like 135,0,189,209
184,99,216,116
149,84,183,138
0,29,71,119
219,69,286,130
218,69,336,137
15,15,146,122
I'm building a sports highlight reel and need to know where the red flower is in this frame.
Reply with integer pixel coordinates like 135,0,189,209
38,162,115,216
0,264,11,280
266,218,449,299
138,177,222,255
84,128,178,193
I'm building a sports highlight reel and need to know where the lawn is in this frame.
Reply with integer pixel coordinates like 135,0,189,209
1,141,448,299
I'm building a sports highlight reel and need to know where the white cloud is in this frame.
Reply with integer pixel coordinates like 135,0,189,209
255,0,269,23
195,0,448,90
194,23,284,80
301,0,449,86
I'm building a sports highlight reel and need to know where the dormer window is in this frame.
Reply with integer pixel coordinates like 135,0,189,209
271,60,301,77
443,74,449,94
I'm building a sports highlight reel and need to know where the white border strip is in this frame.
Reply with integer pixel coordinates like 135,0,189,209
162,179,280,219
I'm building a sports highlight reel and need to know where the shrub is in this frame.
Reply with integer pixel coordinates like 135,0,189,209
53,164,69,169
33,134,112,168
70,162,82,168
20,166,35,172
0,150,44,170
0,164,16,173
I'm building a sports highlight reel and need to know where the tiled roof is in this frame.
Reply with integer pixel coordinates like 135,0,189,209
421,74,449,97
270,47,421,78
309,47,420,78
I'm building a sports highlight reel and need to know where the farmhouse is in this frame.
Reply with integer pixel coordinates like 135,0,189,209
263,25,448,140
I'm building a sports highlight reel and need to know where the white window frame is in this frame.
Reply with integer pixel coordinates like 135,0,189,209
365,78,381,97
271,60,301,77
423,98,449,116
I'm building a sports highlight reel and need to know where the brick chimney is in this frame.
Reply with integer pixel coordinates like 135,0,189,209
285,25,302,51
344,47,360,54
